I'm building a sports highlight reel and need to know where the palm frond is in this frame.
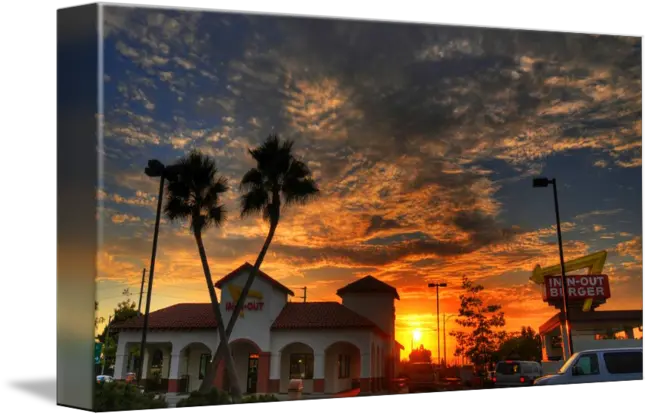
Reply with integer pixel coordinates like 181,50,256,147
162,149,230,231
203,176,229,207
242,133,318,220
240,168,264,191
240,187,269,219
164,196,192,222
166,180,191,201
207,204,227,228
283,177,320,205
285,159,312,180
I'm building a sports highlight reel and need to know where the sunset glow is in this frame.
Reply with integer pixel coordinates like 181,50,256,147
94,6,642,362
413,329,422,342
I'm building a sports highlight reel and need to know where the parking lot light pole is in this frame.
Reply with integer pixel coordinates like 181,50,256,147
428,282,447,365
533,177,574,360
136,160,172,385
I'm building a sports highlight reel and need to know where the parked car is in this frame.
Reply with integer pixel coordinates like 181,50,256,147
96,375,114,384
534,347,642,386
493,360,542,387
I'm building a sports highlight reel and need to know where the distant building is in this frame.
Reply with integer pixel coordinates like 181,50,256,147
112,263,404,396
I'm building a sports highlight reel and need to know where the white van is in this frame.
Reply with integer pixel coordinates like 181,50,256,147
534,347,642,386
493,360,543,387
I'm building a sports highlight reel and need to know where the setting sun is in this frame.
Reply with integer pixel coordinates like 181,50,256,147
413,329,422,341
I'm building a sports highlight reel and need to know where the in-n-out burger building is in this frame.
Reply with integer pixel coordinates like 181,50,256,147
531,251,643,371
112,263,404,396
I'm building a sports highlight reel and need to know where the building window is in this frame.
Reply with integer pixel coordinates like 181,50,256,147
289,353,314,379
199,353,211,380
338,355,350,379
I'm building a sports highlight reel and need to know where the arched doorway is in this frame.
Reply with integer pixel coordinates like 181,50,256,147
279,342,315,393
223,339,262,394
324,341,361,394
145,347,168,392
179,342,213,393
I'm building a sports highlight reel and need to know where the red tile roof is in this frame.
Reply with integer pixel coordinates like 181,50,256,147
112,301,390,338
112,303,217,330
271,302,387,336
336,275,400,300
214,262,295,296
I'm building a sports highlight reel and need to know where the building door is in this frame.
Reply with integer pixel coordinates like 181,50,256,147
247,353,259,394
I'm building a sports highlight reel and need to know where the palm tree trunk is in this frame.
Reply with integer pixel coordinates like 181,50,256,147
194,231,243,402
199,220,278,393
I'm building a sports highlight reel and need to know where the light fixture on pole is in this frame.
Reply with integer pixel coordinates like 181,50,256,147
428,282,447,365
533,177,574,359
136,160,181,385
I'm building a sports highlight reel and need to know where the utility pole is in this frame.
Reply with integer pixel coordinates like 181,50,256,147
428,282,447,366
137,268,146,314
296,286,307,303
101,315,113,375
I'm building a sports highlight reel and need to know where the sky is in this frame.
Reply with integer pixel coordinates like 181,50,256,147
96,5,642,358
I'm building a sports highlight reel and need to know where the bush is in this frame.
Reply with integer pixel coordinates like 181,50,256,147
94,381,167,412
176,388,232,407
241,394,279,404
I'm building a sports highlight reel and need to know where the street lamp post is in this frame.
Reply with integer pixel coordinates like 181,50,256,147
443,314,457,367
533,177,574,360
428,282,447,365
136,160,181,385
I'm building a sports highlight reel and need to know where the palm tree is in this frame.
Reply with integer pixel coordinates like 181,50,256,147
199,133,319,392
164,149,243,402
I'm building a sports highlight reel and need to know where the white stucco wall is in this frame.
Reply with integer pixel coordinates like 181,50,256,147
218,268,289,351
340,292,397,377
340,292,395,338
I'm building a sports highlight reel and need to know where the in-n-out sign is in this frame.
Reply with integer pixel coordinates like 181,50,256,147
542,274,611,301
225,284,264,317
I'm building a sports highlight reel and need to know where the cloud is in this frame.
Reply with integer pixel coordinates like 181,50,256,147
97,8,642,336
111,213,142,224
574,209,624,221
615,236,642,264
364,215,403,236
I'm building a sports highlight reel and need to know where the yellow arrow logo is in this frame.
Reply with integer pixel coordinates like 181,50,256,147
530,250,607,312
226,285,264,318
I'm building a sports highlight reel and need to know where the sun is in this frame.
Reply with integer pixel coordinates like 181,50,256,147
413,328,422,342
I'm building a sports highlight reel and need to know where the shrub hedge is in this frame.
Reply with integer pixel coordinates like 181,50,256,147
94,381,167,412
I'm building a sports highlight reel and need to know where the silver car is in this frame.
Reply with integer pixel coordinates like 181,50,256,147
493,360,542,387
